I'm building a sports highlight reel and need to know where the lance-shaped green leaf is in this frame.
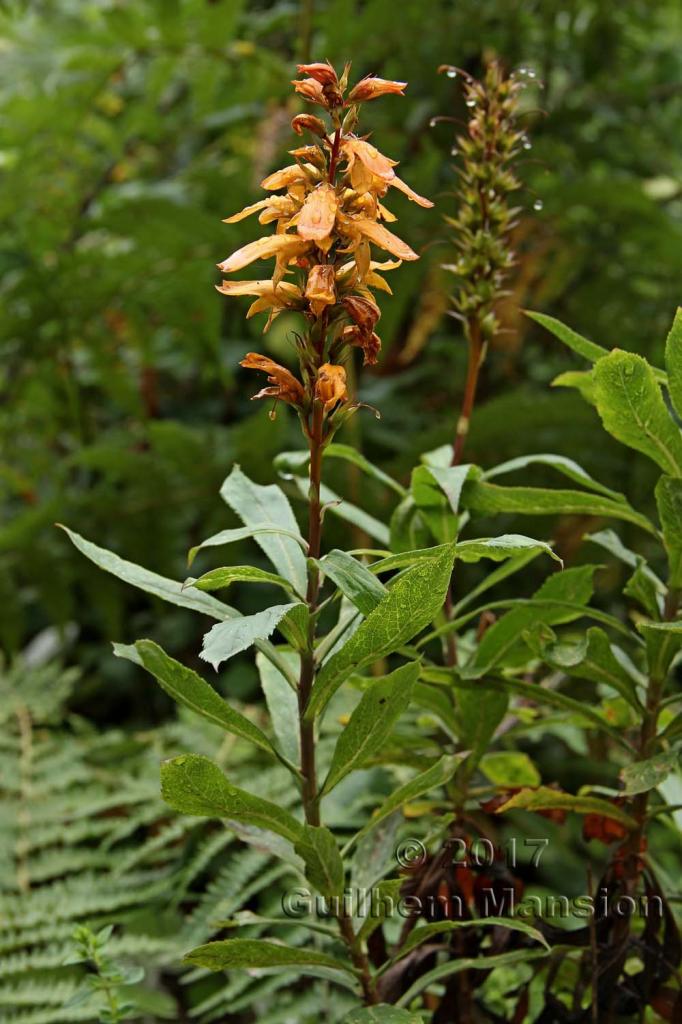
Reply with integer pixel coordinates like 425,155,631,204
410,465,467,543
294,825,345,898
327,443,407,496
115,640,276,756
344,754,466,853
60,526,236,620
461,480,656,535
455,534,561,565
541,627,642,710
320,549,387,615
664,306,682,419
423,667,633,751
221,465,308,594
621,751,679,796
484,452,624,501
551,369,596,404
592,350,682,476
322,663,418,795
456,688,508,765
656,476,682,589
494,786,637,829
256,651,300,763
188,564,299,598
275,445,406,497
293,476,390,545
200,603,301,671
357,878,404,944
525,310,609,363
184,938,351,974
187,523,308,568
60,526,297,687
161,754,304,844
308,544,457,720
637,620,682,681
465,566,598,678
395,916,549,961
480,752,541,788
396,948,549,1008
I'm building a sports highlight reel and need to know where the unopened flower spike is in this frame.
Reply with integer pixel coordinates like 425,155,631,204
217,59,432,437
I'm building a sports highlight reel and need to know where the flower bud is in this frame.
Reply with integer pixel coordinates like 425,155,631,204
348,76,407,103
291,114,327,138
296,62,338,87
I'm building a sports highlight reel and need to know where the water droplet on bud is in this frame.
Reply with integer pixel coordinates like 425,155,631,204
446,68,458,79
533,199,543,211
429,117,438,128
523,139,532,150
450,146,458,156
465,99,476,108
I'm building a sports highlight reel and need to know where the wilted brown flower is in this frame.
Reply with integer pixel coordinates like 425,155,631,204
240,353,305,408
343,325,381,366
291,113,327,137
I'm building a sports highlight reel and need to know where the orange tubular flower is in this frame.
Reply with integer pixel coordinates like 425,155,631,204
315,364,348,409
217,59,431,435
347,76,407,103
305,265,336,317
240,353,305,408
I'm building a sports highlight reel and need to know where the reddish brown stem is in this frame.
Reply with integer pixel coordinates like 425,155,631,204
451,318,484,467
298,401,324,828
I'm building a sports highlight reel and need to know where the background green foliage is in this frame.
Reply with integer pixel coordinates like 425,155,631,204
2,0,681,669
2,2,682,1021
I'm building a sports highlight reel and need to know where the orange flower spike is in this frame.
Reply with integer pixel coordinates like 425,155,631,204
305,265,336,318
315,364,348,410
240,353,305,407
348,76,407,103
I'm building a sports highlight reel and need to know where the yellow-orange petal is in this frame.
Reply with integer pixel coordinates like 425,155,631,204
343,138,397,181
218,234,310,274
261,164,307,190
216,279,302,301
352,218,418,261
390,175,434,208
297,183,338,242
223,198,271,223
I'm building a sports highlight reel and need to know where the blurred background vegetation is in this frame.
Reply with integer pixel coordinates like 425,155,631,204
1,0,681,710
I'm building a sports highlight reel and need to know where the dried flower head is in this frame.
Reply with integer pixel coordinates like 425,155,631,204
217,60,432,440
440,59,528,342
